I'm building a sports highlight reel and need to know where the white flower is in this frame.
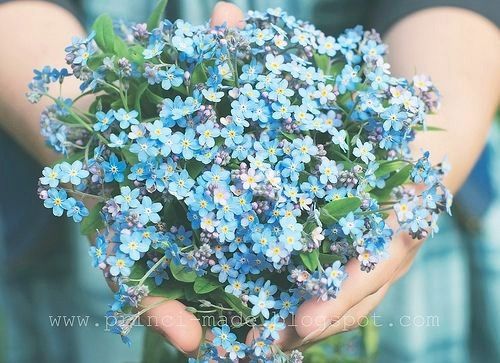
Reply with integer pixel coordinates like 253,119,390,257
311,226,325,244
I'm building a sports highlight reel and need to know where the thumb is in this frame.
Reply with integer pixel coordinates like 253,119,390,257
210,1,245,29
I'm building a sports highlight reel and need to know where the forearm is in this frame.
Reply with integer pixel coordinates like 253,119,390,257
384,7,500,193
0,0,85,164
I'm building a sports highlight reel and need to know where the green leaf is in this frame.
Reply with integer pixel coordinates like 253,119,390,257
92,14,115,53
319,253,340,265
372,164,413,200
329,61,346,77
186,160,205,179
80,202,104,237
128,45,146,65
319,197,362,225
362,317,379,359
280,131,297,141
374,160,409,178
121,148,139,164
383,164,413,190
158,286,185,300
313,52,330,73
223,293,251,318
303,220,317,234
87,54,107,71
193,277,220,294
169,262,197,283
134,82,149,118
130,263,185,300
145,89,164,104
190,63,208,86
300,249,319,271
114,36,129,58
183,285,198,301
147,0,169,31
141,329,182,363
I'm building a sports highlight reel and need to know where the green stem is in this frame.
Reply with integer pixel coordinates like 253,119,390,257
330,149,351,163
64,188,105,201
138,255,167,286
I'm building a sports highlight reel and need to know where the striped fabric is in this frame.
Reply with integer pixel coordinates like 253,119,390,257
376,123,500,363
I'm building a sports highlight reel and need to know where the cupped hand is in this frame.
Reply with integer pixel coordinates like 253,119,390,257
245,215,425,351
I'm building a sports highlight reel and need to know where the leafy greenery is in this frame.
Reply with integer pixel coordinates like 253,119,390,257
300,249,320,271
373,164,413,200
92,14,115,54
141,329,183,363
193,277,220,294
169,261,197,283
80,202,104,237
374,160,409,178
320,197,362,225
147,0,169,31
223,293,252,318
313,53,330,74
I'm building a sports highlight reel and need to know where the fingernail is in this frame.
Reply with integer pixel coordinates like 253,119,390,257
300,321,334,345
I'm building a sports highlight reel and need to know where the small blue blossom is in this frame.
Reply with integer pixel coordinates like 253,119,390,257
102,154,126,183
224,275,247,297
59,160,89,185
107,253,134,277
196,121,220,147
168,170,195,199
65,197,89,222
265,54,284,74
89,235,107,268
114,186,141,212
353,139,375,164
136,196,163,225
212,325,236,351
248,290,275,319
262,315,286,340
211,256,238,283
114,108,139,129
43,188,68,217
339,212,364,237
143,41,165,59
40,165,61,188
324,260,345,288
119,231,151,261
94,110,115,132
159,65,184,90
275,292,299,319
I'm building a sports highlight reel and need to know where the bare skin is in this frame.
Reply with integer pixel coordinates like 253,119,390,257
1,0,499,357
0,1,86,164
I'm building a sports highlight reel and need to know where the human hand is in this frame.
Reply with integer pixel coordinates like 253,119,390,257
244,215,424,352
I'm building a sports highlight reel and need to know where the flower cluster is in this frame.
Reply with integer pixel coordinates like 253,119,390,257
31,5,451,362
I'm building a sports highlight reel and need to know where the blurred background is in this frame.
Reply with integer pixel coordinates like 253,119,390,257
0,1,498,362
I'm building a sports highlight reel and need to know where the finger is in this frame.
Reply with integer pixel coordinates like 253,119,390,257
210,1,245,28
140,297,203,356
303,282,390,344
392,241,421,282
295,230,416,338
245,318,302,352
298,235,422,344
204,329,228,358
296,239,422,345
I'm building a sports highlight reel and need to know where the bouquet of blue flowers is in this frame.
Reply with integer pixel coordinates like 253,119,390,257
30,1,451,361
